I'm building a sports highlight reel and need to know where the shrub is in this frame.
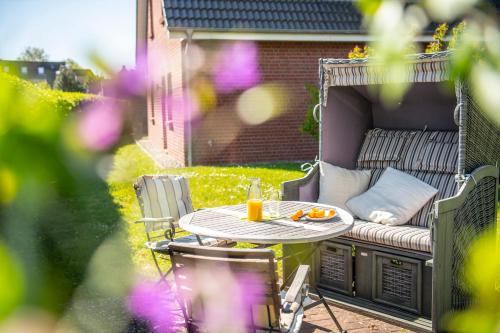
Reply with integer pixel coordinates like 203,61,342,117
300,84,320,141
0,69,126,322
0,72,96,116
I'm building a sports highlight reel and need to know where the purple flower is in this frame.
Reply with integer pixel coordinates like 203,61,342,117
127,280,178,333
185,267,266,332
212,42,261,93
77,100,122,151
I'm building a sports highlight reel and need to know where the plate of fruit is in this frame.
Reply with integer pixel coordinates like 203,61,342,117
290,208,336,222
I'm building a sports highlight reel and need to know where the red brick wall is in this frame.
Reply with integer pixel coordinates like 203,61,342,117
190,41,356,165
146,1,358,166
147,0,186,166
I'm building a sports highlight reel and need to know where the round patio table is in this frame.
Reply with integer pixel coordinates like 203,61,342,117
178,200,353,333
178,201,354,245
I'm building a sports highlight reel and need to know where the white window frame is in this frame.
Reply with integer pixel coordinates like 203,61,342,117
21,66,28,75
38,66,45,75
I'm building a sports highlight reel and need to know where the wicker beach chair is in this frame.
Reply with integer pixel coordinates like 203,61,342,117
134,175,233,278
169,243,311,333
282,51,499,332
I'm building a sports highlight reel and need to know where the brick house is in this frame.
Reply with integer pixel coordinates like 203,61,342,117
0,60,65,87
137,1,405,166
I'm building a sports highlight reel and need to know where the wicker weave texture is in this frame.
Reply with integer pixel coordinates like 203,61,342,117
459,84,500,174
381,263,414,303
320,248,347,283
451,176,497,310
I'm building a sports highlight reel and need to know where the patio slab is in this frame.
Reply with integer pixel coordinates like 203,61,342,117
123,299,417,332
301,305,416,333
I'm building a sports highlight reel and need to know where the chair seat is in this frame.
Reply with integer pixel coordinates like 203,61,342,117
342,220,431,253
146,234,220,253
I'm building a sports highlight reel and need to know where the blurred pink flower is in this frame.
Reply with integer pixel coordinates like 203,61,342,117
186,267,265,332
127,280,178,333
212,42,261,93
77,100,122,151
103,51,149,99
161,87,200,123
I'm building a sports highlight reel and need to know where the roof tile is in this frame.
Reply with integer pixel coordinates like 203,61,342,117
163,0,364,32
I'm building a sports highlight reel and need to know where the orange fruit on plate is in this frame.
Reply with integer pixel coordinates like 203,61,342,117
316,210,325,218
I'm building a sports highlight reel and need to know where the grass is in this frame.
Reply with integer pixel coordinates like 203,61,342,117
107,143,305,277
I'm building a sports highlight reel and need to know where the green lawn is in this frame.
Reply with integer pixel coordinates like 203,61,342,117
107,144,305,277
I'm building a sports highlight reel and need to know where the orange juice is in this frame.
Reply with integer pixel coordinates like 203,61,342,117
247,199,263,221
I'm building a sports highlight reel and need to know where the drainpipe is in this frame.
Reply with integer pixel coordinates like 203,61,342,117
183,29,193,166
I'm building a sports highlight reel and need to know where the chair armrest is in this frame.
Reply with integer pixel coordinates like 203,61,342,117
135,217,175,224
282,265,310,313
282,164,319,201
432,165,498,332
136,217,177,239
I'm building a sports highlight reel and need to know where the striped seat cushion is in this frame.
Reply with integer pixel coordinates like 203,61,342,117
134,175,194,230
343,220,431,253
366,169,457,227
357,129,414,169
146,235,220,253
357,129,458,173
400,130,458,173
356,129,459,228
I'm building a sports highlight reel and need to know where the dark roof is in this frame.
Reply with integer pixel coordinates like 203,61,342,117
163,0,364,33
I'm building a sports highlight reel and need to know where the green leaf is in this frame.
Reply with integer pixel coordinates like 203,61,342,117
0,242,24,320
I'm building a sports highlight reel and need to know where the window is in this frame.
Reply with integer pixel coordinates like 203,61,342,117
148,0,154,39
150,81,155,125
21,66,28,75
3,66,8,72
161,76,167,125
167,73,174,130
38,67,45,75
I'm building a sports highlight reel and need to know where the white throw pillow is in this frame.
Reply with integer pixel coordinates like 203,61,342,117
346,167,438,226
317,161,372,212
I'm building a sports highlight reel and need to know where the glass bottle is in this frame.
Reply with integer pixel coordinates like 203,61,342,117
247,178,263,221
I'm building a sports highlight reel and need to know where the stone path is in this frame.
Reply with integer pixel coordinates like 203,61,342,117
136,138,181,168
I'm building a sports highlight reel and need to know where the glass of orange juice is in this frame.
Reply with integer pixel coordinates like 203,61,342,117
247,178,263,221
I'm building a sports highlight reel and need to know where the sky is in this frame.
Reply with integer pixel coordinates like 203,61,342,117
0,0,136,74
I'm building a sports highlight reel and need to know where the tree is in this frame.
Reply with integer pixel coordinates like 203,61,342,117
17,46,49,61
64,58,82,69
53,65,87,92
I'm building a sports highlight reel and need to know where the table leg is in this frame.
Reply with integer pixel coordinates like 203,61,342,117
282,242,346,333
304,285,346,333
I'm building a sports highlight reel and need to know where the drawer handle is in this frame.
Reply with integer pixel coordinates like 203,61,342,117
391,259,403,266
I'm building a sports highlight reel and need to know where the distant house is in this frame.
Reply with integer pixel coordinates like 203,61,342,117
0,60,64,87
136,0,432,166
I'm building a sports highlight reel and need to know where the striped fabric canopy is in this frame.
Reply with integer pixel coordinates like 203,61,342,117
320,51,451,106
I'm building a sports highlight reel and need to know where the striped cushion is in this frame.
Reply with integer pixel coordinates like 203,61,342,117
134,175,194,230
356,129,459,227
146,235,219,253
357,129,458,173
366,169,457,227
343,220,431,253
357,129,414,169
401,131,458,173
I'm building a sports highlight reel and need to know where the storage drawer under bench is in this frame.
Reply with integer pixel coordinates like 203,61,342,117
317,242,353,295
317,240,432,316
